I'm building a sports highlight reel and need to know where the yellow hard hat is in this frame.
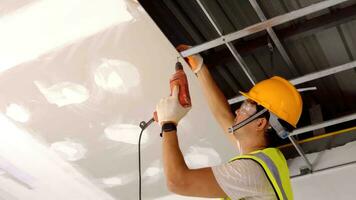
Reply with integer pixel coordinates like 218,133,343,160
240,76,302,128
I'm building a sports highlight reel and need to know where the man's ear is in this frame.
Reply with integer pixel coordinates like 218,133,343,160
255,118,268,131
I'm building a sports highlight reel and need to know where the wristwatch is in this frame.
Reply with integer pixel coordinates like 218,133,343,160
160,122,177,137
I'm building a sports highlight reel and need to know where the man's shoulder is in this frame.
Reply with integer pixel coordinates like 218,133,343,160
212,157,276,199
229,158,266,172
213,158,267,178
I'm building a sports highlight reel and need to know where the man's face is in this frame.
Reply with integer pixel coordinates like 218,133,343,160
233,99,258,137
234,99,257,124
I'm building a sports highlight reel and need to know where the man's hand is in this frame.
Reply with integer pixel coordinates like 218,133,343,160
176,44,203,74
156,85,191,126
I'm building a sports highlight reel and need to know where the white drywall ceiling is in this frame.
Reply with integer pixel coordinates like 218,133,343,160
0,0,233,199
1,1,356,200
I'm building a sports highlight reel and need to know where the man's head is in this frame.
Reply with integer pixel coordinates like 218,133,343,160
232,99,270,148
231,76,303,149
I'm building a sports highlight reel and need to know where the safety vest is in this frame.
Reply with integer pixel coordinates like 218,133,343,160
221,148,293,200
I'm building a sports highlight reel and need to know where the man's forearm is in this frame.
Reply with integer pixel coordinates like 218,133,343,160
161,130,227,197
196,65,234,132
162,130,189,186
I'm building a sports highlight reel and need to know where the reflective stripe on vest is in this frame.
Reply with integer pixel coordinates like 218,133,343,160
253,152,287,199
221,148,293,200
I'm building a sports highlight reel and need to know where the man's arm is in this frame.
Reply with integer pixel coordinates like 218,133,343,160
195,65,236,144
155,75,227,197
162,130,226,198
176,45,236,144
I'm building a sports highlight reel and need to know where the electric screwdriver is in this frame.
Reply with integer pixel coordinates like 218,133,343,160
153,61,192,122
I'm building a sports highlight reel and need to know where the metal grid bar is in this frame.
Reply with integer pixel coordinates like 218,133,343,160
288,136,313,171
195,0,257,85
291,160,356,179
290,60,356,85
181,0,349,57
290,112,356,136
248,0,299,76
202,4,356,67
228,60,356,104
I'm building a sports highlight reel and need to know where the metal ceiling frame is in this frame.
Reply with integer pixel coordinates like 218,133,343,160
181,0,350,57
203,3,356,67
248,0,299,77
182,0,354,172
291,113,356,137
279,126,356,149
291,160,356,179
287,112,356,171
288,135,313,170
195,0,257,85
229,60,356,104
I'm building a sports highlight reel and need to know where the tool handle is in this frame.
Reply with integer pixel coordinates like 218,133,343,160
153,62,191,123
170,62,191,108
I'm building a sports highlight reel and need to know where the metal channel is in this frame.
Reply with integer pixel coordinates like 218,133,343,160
290,60,356,85
195,0,257,85
290,112,356,137
181,0,349,57
249,0,299,76
228,60,356,104
288,135,313,171
291,160,356,179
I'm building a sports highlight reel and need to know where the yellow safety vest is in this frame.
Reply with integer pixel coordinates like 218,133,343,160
221,148,293,200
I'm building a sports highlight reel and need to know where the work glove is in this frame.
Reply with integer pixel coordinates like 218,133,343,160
156,85,191,126
176,44,203,74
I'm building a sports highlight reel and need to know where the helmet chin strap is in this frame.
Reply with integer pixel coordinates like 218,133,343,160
229,109,290,140
269,113,289,139
228,108,268,134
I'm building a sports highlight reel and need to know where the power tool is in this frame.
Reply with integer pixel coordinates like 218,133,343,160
152,61,192,123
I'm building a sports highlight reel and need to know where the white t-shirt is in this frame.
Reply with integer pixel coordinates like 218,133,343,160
212,159,277,200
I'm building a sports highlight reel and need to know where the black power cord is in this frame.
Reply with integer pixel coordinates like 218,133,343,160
138,118,154,200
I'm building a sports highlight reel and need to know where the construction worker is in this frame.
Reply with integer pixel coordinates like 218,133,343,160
155,45,302,200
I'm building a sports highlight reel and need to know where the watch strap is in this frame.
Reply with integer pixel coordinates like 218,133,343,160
160,123,177,137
